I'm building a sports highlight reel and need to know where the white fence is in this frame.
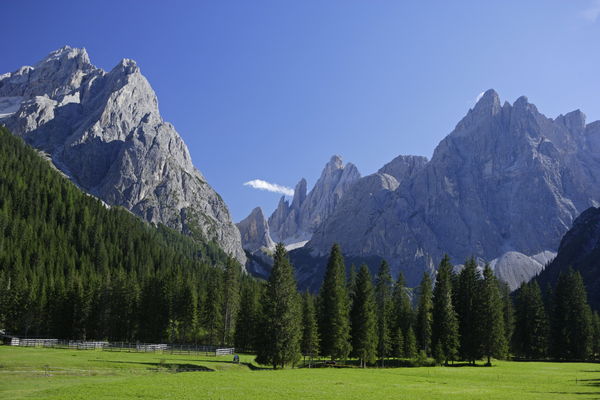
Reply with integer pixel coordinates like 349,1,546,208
7,338,235,356
215,348,235,355
11,338,58,347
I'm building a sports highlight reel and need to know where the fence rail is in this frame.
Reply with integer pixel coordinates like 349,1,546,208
8,338,234,356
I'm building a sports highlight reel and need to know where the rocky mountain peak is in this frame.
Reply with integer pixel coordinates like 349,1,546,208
473,88,501,116
556,110,586,134
378,155,428,183
0,47,246,265
264,155,361,246
305,90,600,288
291,178,307,210
237,207,274,252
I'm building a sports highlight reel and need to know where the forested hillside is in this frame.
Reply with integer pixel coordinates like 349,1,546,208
0,126,261,344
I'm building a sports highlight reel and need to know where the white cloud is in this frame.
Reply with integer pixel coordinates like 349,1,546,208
244,179,294,196
475,91,485,103
582,0,600,22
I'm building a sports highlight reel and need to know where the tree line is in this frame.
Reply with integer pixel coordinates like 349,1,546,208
252,245,600,368
0,126,259,345
1,125,599,368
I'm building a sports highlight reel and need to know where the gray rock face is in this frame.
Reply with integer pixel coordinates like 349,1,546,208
0,46,246,264
236,207,274,252
307,89,600,287
268,155,361,244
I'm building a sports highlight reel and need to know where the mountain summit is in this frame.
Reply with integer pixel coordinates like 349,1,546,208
0,46,246,264
306,91,600,288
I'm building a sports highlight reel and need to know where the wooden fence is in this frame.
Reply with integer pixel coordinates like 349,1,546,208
8,338,235,356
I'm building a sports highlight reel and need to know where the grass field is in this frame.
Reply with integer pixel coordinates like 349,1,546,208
0,346,598,399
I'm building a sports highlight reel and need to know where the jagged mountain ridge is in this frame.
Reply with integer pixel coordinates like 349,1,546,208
306,90,600,287
267,155,361,244
0,46,246,264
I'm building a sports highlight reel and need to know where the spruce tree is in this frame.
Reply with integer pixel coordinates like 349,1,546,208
318,243,351,361
405,326,417,359
551,269,593,360
392,326,404,359
415,272,433,355
514,281,548,359
301,292,320,367
235,283,262,351
592,311,600,361
431,255,459,365
457,257,481,364
222,257,241,346
499,280,514,351
391,272,413,355
255,244,302,369
478,264,507,366
375,260,393,366
350,265,377,367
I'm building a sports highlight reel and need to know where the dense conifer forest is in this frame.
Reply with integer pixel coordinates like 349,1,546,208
1,125,599,367
0,126,261,344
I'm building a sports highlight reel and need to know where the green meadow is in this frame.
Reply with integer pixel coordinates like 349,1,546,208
0,346,598,400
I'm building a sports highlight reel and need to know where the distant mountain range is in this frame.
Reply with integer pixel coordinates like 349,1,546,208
241,90,600,290
4,48,600,291
0,46,245,265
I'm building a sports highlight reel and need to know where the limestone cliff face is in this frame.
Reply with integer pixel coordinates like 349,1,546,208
268,155,361,244
307,90,600,287
0,46,246,264
236,207,274,252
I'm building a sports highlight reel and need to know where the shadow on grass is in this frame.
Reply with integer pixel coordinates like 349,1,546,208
91,359,214,373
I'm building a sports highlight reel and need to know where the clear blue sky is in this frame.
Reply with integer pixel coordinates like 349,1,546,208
2,1,599,221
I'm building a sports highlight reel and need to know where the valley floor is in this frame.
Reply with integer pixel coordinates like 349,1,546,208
0,347,598,399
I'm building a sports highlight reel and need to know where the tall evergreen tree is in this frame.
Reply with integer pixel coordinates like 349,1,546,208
405,326,417,359
350,265,377,367
203,273,224,345
499,280,514,351
431,255,459,365
222,257,241,346
301,292,320,366
592,311,600,361
551,269,593,360
375,260,393,366
391,272,413,354
513,281,548,359
478,265,507,365
457,257,481,364
415,272,433,355
255,244,302,369
235,282,262,351
318,243,351,361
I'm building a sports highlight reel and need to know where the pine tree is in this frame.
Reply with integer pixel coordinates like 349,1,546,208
235,283,262,351
457,257,481,364
405,326,417,359
375,260,393,366
551,269,593,360
391,272,413,356
392,326,404,358
255,244,302,369
222,257,241,346
478,264,507,366
592,311,600,361
431,255,459,365
415,272,433,355
513,281,548,359
350,265,377,367
301,292,320,367
499,280,514,351
203,273,224,346
318,243,351,361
